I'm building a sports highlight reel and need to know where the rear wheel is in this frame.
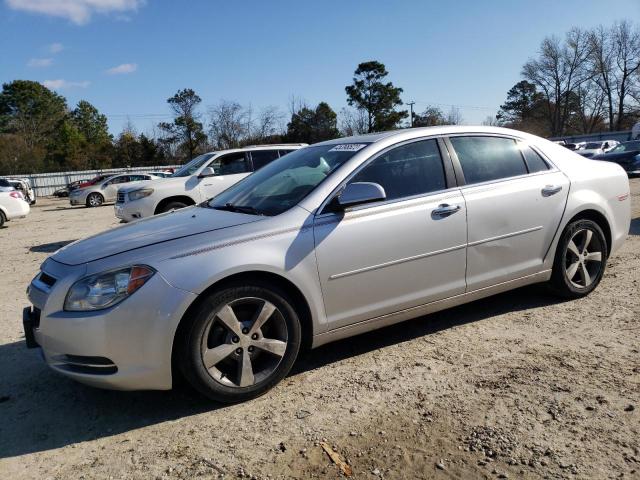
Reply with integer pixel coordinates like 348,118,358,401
86,192,104,208
158,201,188,214
549,219,607,298
0,210,5,227
177,284,301,403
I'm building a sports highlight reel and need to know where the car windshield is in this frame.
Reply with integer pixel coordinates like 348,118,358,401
0,179,11,187
207,143,369,216
171,153,214,177
583,142,602,149
610,141,640,153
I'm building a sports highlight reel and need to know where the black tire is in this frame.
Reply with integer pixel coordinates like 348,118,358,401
177,283,301,403
0,210,5,228
86,192,104,208
549,219,607,299
158,201,189,214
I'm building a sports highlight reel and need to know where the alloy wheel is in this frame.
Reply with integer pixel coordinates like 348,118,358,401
88,194,102,207
564,228,604,288
200,297,288,388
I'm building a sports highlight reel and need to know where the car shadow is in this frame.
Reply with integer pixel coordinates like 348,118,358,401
29,240,77,253
0,284,565,459
630,217,640,236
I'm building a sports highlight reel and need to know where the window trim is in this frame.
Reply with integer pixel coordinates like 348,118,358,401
444,133,557,189
317,135,457,216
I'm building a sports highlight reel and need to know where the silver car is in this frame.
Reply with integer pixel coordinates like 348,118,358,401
24,126,630,403
69,173,160,207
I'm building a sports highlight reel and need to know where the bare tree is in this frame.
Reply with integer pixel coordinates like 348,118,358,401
523,28,593,136
482,115,499,126
208,100,249,149
339,107,368,136
253,106,285,140
590,21,640,130
444,106,463,125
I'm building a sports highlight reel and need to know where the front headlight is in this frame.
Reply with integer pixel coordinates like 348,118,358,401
64,265,155,311
128,188,154,201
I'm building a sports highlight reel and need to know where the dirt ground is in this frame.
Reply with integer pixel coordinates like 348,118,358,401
1,181,639,480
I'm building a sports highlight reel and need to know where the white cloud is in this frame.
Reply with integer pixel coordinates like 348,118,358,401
48,42,64,54
5,0,144,25
27,58,53,67
43,79,90,90
106,63,137,75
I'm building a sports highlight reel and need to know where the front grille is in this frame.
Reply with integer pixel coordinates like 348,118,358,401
39,272,56,288
116,192,125,204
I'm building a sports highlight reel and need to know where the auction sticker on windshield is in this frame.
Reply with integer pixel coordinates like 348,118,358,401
329,144,368,152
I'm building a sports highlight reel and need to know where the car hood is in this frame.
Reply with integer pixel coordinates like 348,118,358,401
52,205,263,266
118,176,185,193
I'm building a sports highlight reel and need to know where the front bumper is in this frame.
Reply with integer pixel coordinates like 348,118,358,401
25,262,198,391
114,199,153,222
69,195,84,206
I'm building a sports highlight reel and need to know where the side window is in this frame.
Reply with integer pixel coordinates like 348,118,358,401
129,174,145,181
278,149,295,157
450,136,527,184
211,153,249,175
251,150,280,171
518,143,549,173
349,139,446,202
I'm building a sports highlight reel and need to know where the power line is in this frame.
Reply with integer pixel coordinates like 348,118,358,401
412,100,496,111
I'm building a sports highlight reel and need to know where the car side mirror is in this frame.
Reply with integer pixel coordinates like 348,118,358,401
336,182,386,209
198,167,215,178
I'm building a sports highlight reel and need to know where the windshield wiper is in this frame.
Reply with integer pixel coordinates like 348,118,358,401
211,203,264,216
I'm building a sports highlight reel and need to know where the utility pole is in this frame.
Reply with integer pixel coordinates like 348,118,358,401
407,101,415,127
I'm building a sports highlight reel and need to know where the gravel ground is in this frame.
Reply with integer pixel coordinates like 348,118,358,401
0,181,639,480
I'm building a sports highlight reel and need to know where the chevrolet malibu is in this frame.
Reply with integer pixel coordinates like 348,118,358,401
24,126,630,403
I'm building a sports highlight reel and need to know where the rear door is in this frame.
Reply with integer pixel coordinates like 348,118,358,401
446,135,569,290
249,149,280,171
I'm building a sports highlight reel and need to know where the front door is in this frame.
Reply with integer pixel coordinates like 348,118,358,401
314,138,468,330
199,152,252,200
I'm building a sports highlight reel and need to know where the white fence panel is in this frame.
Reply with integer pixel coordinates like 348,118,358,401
10,166,180,197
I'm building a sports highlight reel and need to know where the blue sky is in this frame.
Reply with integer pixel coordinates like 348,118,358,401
1,0,638,135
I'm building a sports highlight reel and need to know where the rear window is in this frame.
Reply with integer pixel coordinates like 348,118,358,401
450,136,528,184
519,144,549,173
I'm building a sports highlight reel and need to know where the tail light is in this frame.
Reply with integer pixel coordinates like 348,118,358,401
9,191,23,199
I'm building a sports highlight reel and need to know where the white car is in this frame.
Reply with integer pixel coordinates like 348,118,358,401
115,144,305,222
2,178,36,204
577,140,620,158
0,190,30,227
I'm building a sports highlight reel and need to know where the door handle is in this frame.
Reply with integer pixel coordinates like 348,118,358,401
541,185,562,197
432,204,461,217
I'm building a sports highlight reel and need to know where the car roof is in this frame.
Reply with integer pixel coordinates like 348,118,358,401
201,144,307,156
313,125,542,147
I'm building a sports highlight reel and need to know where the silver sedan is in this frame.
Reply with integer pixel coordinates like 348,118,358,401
69,173,159,207
25,126,630,403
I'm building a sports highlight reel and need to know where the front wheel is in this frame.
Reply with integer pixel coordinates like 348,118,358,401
549,219,607,298
0,210,5,228
177,284,301,403
86,192,104,208
158,201,188,214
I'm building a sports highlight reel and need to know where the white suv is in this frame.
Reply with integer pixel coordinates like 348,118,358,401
115,144,305,222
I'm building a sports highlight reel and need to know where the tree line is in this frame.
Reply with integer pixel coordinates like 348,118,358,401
1,20,638,175
496,21,640,137
0,60,422,175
